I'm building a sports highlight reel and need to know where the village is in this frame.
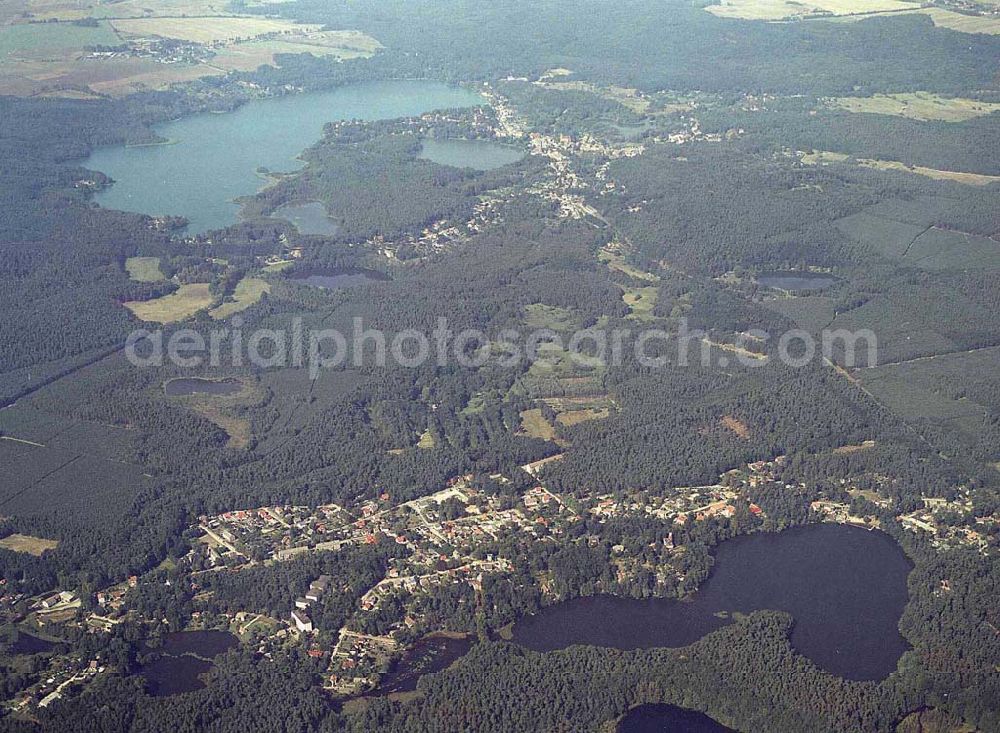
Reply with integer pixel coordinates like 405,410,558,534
3,445,998,710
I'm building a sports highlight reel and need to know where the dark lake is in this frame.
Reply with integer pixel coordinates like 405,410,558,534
618,704,734,733
139,630,238,697
164,378,242,397
757,271,839,292
375,634,474,695
513,524,912,681
273,201,340,236
418,138,525,170
289,267,388,290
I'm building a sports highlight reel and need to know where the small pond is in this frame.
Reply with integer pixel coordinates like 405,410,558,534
617,704,735,733
418,138,525,170
273,202,340,236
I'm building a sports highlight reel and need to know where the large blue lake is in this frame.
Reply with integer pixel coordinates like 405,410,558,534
84,81,484,234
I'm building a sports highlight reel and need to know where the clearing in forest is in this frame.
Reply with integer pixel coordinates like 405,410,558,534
0,533,58,556
801,151,1000,186
125,256,165,282
210,277,270,320
124,283,213,323
827,93,1000,123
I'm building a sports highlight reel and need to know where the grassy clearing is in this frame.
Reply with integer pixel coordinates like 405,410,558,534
0,533,58,556
623,286,659,322
190,404,251,449
828,93,1000,122
210,277,270,320
524,303,580,331
901,7,1000,34
721,415,751,439
519,408,557,441
124,283,213,323
598,247,660,282
417,428,436,449
125,256,165,282
555,407,610,426
801,151,1000,186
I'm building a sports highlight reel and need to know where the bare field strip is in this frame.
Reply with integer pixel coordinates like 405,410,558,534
801,151,1000,186
124,283,213,323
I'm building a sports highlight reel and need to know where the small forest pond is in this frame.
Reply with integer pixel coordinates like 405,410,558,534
374,634,474,695
273,202,340,236
757,271,839,291
8,632,57,655
289,267,388,290
418,138,525,170
84,81,484,234
164,378,242,397
617,704,734,733
138,630,238,697
513,524,911,681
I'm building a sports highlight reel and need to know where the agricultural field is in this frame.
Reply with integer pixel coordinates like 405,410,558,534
827,93,1000,122
109,17,324,45
6,0,241,22
209,277,270,320
206,29,380,71
820,5,1000,32
0,533,58,556
124,256,164,283
0,21,119,54
705,0,914,21
123,283,213,323
0,6,378,96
